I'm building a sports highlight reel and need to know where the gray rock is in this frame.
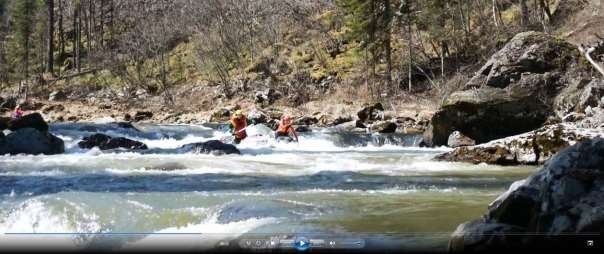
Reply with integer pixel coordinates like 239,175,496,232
247,110,269,124
449,138,604,251
447,131,476,148
181,140,240,155
369,121,396,133
8,113,49,132
78,133,148,150
133,111,153,122
425,32,582,147
357,103,384,123
0,128,64,155
48,90,66,101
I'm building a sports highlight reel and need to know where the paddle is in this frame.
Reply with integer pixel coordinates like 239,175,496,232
218,124,254,143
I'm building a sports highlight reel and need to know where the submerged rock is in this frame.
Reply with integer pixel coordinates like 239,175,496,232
181,140,240,155
0,128,64,155
437,124,604,165
8,113,49,132
424,32,582,146
78,133,148,150
449,138,604,251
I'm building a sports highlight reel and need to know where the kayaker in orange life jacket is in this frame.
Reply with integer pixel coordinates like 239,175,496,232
228,110,252,144
275,115,299,142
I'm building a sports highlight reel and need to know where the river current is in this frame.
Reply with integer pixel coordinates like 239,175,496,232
0,121,536,251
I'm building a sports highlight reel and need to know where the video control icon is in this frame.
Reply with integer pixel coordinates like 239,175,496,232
294,236,311,251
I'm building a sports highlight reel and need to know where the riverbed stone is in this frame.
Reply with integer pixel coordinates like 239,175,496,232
181,140,240,155
447,131,476,148
78,133,148,150
0,128,64,155
8,113,49,132
436,124,604,165
357,102,384,123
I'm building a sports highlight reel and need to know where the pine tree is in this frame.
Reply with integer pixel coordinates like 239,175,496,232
0,0,8,84
337,0,394,95
12,0,37,81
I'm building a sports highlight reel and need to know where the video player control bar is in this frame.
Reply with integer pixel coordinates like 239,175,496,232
239,237,365,250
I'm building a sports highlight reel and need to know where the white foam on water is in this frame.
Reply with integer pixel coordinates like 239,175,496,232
0,199,102,234
122,211,279,250
125,200,153,210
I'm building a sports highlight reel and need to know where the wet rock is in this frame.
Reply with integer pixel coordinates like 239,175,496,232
295,125,311,132
8,113,49,132
134,111,153,122
181,140,240,155
247,110,269,124
0,117,10,130
437,124,604,165
447,131,476,148
48,90,66,101
425,32,582,147
0,128,64,155
78,133,148,150
294,116,318,126
330,116,353,126
369,121,396,133
449,138,604,251
357,103,384,123
334,120,367,132
67,115,78,122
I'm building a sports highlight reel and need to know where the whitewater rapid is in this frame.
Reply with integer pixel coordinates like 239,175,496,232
0,122,537,251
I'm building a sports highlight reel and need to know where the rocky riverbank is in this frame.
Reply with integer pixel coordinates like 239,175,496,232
448,138,604,251
422,31,604,166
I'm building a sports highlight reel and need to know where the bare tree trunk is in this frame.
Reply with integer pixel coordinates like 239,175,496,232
407,0,413,92
46,0,54,74
492,0,499,27
75,1,81,73
520,0,529,27
384,0,392,90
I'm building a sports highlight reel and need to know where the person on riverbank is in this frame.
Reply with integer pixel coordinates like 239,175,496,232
228,110,250,144
11,104,24,119
275,115,299,143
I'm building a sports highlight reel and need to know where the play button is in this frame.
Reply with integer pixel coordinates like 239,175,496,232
294,236,311,251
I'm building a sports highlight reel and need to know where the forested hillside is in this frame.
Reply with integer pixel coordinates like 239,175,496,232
0,0,601,115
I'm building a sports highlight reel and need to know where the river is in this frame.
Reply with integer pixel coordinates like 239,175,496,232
0,122,537,251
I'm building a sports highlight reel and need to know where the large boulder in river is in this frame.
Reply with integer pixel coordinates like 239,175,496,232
78,133,148,150
437,124,604,165
424,32,583,147
0,117,10,130
0,128,64,155
181,140,240,155
8,113,49,132
449,138,604,251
